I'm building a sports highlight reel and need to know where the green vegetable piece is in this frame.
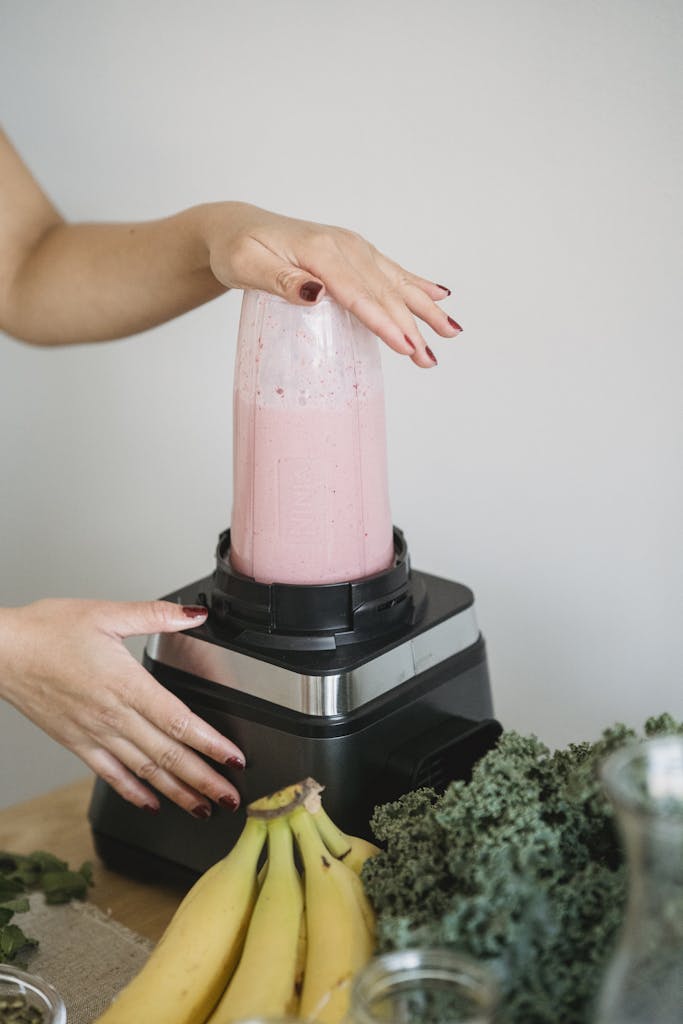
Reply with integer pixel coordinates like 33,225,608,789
0,847,94,965
0,923,38,961
78,861,94,886
0,879,25,905
0,899,30,929
41,868,90,904
23,852,68,874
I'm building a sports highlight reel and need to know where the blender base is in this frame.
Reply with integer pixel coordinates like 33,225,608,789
89,568,500,879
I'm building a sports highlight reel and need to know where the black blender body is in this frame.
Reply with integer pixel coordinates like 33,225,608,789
88,527,500,880
89,292,500,879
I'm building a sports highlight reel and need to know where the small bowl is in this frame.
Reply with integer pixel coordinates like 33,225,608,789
0,964,66,1023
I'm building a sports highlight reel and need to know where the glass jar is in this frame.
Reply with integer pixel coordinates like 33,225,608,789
230,290,394,585
348,948,499,1024
0,965,66,1024
594,735,683,1024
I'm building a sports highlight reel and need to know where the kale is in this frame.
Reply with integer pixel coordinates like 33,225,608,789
363,714,682,1024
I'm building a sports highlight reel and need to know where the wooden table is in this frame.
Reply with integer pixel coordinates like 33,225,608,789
0,777,185,942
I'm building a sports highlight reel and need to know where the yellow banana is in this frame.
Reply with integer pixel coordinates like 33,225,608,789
340,857,377,940
291,807,375,1024
207,815,304,1022
310,801,381,875
93,816,267,1024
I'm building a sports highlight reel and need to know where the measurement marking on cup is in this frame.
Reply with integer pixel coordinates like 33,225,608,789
279,458,326,544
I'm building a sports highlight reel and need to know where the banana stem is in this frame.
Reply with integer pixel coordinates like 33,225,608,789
248,777,324,820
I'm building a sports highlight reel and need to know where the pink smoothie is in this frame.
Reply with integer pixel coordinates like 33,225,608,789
230,391,394,585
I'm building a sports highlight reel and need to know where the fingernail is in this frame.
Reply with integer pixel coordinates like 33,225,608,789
218,794,239,811
192,804,211,819
403,335,416,353
143,803,159,815
182,605,208,619
299,281,323,302
436,283,451,296
426,346,438,365
225,755,246,770
447,316,463,333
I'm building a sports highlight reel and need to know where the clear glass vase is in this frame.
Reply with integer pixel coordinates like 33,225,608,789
347,948,499,1024
594,735,683,1024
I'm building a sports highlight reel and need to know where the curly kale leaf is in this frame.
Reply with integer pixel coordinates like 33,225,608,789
364,715,681,1024
365,788,450,927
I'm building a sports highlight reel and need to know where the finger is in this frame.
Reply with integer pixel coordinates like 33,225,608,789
340,287,418,357
124,666,246,769
377,256,452,303
374,254,461,333
377,287,439,369
96,600,208,640
107,705,242,811
420,279,452,300
300,251,414,356
232,236,327,307
401,280,464,338
107,734,234,818
303,243,432,360
78,744,162,813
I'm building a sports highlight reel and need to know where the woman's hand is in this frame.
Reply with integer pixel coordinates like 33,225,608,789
0,599,244,817
1,131,460,359
201,203,462,368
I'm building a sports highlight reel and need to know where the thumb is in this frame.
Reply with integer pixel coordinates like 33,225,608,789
262,252,326,307
103,600,208,639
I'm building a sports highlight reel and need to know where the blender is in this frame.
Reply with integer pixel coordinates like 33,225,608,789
89,291,501,880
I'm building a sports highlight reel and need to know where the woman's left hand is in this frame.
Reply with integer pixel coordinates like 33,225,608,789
203,202,462,368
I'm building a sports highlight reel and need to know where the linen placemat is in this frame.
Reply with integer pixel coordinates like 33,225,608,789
17,892,153,1023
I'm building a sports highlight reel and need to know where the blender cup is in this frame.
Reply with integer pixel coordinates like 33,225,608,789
230,290,394,585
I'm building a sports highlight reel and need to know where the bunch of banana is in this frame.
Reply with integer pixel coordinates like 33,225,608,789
93,778,380,1024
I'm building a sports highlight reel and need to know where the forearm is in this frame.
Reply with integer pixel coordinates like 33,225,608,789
0,605,23,706
1,204,231,346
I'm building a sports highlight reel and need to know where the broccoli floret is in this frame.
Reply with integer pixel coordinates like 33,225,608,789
363,715,681,1024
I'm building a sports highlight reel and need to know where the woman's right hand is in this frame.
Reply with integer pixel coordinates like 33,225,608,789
201,202,462,367
0,598,245,817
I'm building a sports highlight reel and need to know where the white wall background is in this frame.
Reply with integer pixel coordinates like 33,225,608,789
1,0,681,808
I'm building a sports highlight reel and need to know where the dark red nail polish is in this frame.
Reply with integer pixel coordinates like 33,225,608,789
225,755,246,770
436,284,451,296
192,804,211,819
143,803,159,815
182,605,208,619
403,335,416,353
218,794,239,811
426,346,438,365
447,316,463,332
299,281,323,302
